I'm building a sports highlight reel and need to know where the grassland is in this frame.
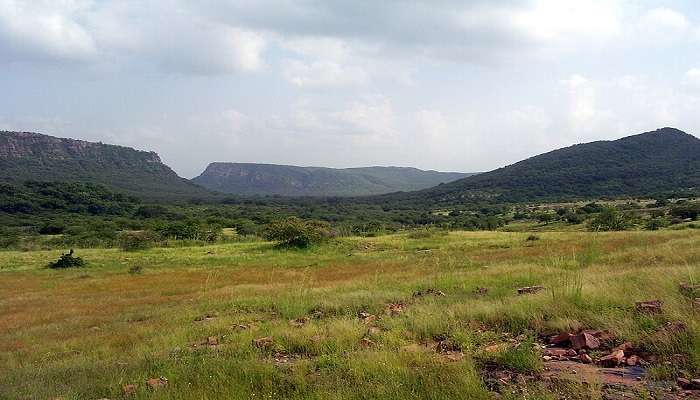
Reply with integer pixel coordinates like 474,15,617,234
2,230,700,399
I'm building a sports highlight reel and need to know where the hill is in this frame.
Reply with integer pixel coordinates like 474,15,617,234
192,162,473,196
0,131,210,200
397,127,700,205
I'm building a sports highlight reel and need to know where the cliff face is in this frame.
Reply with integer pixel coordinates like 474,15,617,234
0,131,209,200
193,162,472,196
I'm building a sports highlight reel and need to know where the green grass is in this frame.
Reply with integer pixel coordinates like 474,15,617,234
1,230,700,399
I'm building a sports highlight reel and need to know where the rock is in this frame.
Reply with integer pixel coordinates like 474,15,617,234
366,326,381,336
206,336,219,346
569,332,600,350
598,350,625,367
358,312,377,324
580,354,593,364
360,337,376,348
543,355,553,361
691,379,700,390
385,303,406,316
565,349,578,357
581,329,616,343
677,377,691,389
474,287,489,296
548,332,571,345
543,348,569,357
635,300,663,314
145,377,168,390
122,384,137,396
436,339,461,353
517,285,546,295
412,288,446,298
626,355,640,366
253,336,274,350
289,317,309,327
679,283,700,296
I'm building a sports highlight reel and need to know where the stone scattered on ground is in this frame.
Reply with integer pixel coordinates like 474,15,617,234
358,311,377,324
474,287,489,295
598,350,626,367
385,302,406,316
679,282,700,296
635,299,663,314
145,377,168,390
289,317,309,327
253,336,274,350
517,285,546,295
194,312,218,322
569,332,601,350
412,288,446,298
122,384,137,396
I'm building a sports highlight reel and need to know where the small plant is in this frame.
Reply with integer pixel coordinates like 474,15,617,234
525,234,540,241
47,249,85,269
117,231,159,251
262,217,331,248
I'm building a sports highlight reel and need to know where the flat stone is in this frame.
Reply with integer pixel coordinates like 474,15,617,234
598,350,625,368
570,332,600,350
635,300,663,314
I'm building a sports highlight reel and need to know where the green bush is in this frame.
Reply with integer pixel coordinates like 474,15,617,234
588,208,631,231
47,250,85,269
117,230,159,251
262,217,331,248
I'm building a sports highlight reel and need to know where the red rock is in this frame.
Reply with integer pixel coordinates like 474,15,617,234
145,377,168,390
122,384,137,395
565,349,578,357
543,348,569,357
692,379,700,390
626,355,640,366
635,300,663,314
580,354,593,364
570,332,600,350
548,332,571,345
517,285,546,295
253,336,274,349
598,350,625,367
677,377,691,389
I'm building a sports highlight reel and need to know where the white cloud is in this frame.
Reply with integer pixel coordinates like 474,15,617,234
282,59,367,87
684,68,700,87
637,7,691,44
0,0,96,62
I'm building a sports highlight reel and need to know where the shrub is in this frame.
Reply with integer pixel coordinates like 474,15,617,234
117,231,159,251
588,208,631,231
407,229,433,239
47,250,85,269
262,217,330,248
525,234,540,241
645,217,670,231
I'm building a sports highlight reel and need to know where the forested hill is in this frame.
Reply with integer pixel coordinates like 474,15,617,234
391,127,700,205
192,163,473,196
0,131,210,200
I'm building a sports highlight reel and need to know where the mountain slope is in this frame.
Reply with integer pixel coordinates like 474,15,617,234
192,163,473,196
403,127,700,204
0,131,210,200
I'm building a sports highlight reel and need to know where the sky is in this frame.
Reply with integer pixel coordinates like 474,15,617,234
1,0,700,178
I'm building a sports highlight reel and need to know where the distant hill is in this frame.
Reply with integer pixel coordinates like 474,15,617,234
0,131,210,200
192,163,474,196
396,127,700,205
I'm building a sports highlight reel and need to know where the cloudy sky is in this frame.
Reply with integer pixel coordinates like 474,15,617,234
1,0,700,177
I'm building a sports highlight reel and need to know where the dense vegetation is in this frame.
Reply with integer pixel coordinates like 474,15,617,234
193,163,472,196
397,128,700,205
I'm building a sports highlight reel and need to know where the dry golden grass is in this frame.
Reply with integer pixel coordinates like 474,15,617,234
1,230,699,399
